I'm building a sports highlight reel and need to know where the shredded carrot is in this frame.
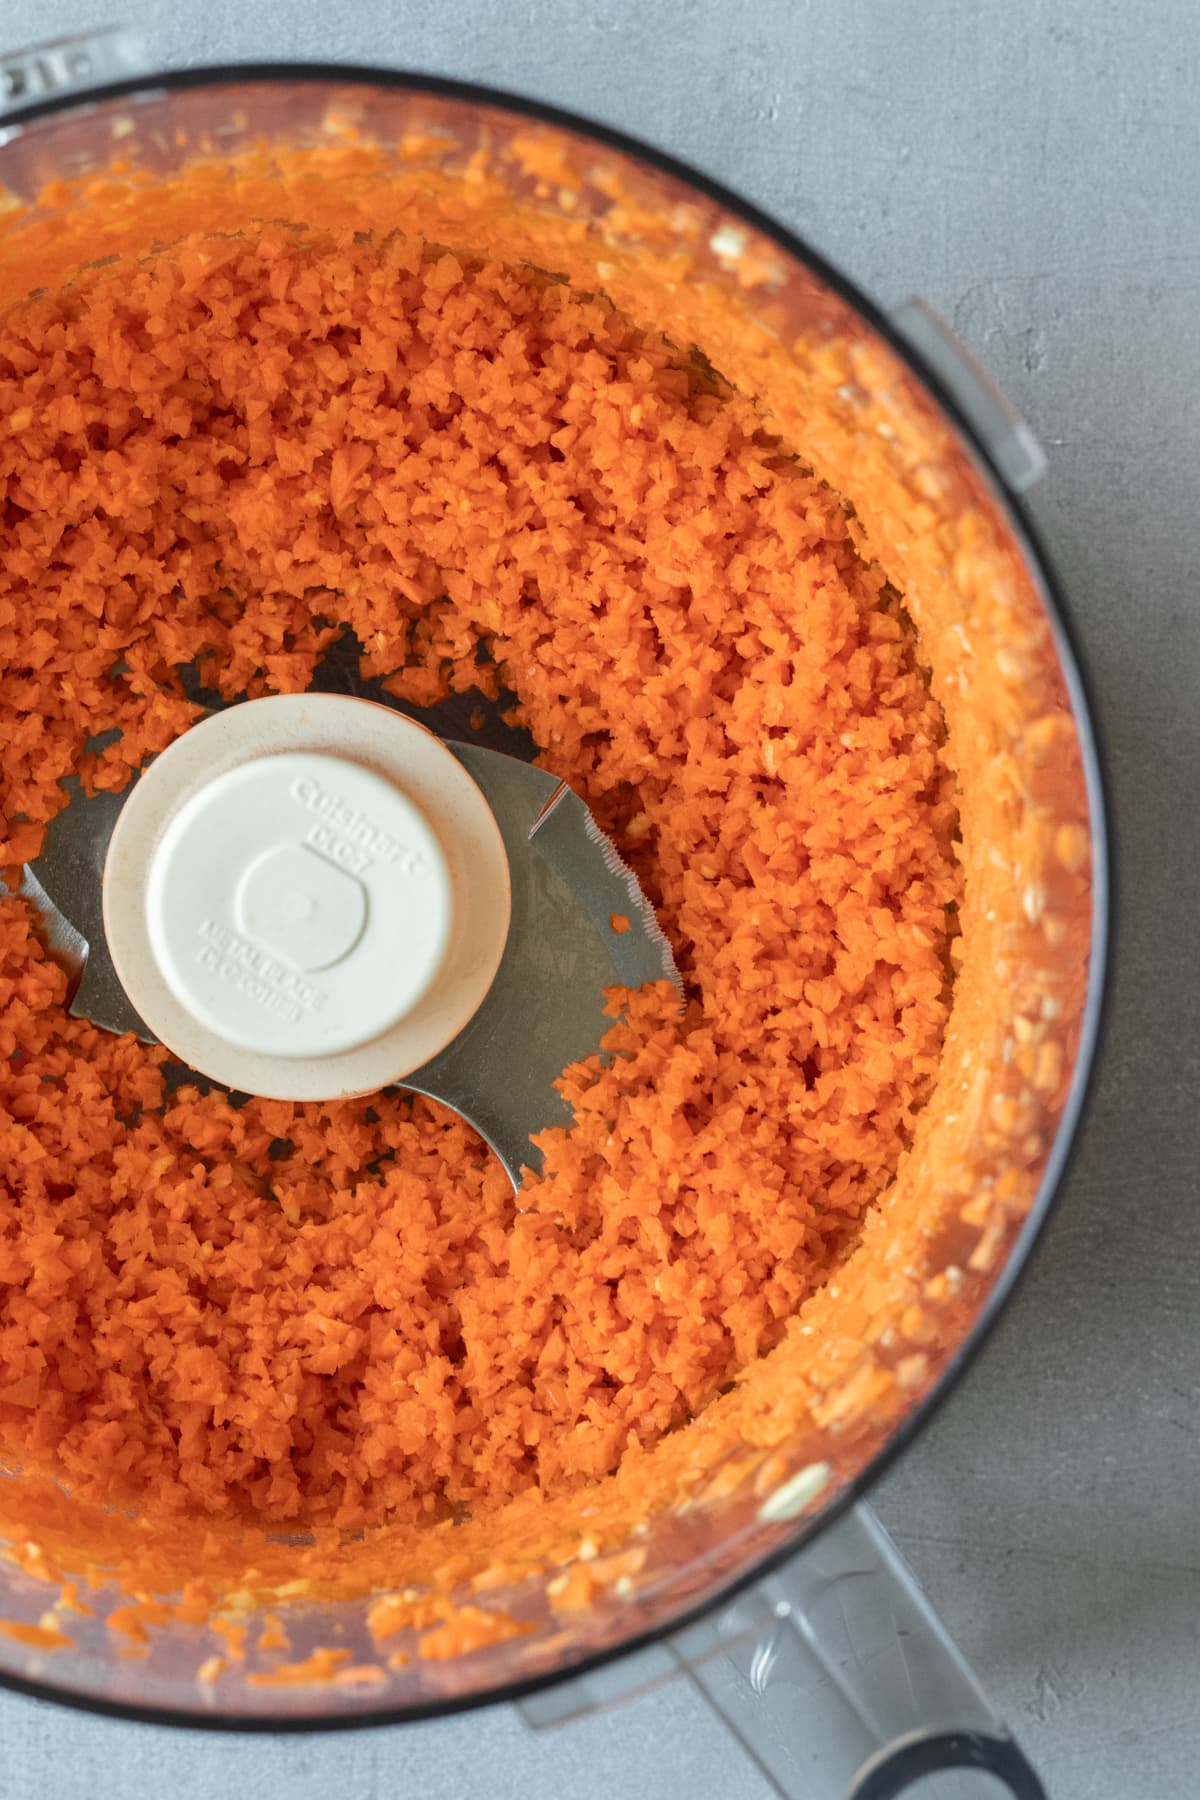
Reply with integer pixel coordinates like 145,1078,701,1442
330,1664,388,1688
210,1618,248,1661
418,1604,531,1662
246,1646,351,1687
609,912,631,935
55,1580,93,1617
106,1600,170,1644
171,1578,215,1626
0,1619,73,1650
0,140,1089,1661
366,1590,441,1641
547,1565,600,1614
0,220,959,1547
256,1613,291,1653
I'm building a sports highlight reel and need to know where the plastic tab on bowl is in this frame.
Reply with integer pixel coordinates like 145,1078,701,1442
891,296,1047,494
0,28,150,118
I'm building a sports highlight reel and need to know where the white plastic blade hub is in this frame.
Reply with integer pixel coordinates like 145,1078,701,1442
102,694,511,1100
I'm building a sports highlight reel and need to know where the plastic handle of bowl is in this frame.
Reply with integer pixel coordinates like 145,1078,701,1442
0,26,150,118
674,1501,1046,1799
890,296,1047,496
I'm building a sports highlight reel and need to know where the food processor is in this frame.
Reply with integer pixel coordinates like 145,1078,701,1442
0,29,1107,1799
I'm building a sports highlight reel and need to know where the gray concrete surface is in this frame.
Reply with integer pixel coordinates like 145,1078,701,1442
0,2,1196,1796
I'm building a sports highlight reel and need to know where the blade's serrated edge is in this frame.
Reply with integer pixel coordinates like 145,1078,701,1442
577,805,684,1000
527,774,683,1003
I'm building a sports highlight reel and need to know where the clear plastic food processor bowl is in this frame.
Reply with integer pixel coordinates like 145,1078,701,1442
0,32,1106,1799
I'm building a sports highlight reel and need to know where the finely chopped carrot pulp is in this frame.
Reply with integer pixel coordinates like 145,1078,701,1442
0,222,959,1543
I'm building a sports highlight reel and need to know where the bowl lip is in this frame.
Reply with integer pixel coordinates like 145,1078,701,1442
0,61,1112,1734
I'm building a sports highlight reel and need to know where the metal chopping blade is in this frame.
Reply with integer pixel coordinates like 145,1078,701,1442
22,740,681,1190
